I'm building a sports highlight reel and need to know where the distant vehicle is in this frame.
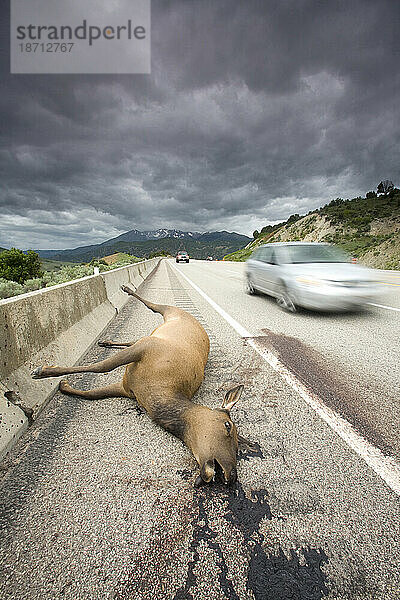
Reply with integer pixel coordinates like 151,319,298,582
245,242,379,312
206,256,213,261
176,251,189,263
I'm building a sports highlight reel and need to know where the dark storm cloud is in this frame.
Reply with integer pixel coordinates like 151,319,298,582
0,0,399,249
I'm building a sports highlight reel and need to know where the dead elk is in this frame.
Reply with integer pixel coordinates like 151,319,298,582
31,286,248,486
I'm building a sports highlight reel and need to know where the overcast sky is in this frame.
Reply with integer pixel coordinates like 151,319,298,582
1,0,399,249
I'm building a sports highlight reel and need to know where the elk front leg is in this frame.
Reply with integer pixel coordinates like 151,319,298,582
31,337,151,379
121,286,169,316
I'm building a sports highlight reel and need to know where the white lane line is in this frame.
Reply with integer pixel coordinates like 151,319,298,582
248,339,400,497
171,261,400,498
171,262,251,338
368,302,400,312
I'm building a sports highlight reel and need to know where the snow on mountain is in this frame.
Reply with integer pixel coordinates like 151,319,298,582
143,229,202,240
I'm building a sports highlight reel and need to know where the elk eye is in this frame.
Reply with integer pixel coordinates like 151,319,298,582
224,421,232,433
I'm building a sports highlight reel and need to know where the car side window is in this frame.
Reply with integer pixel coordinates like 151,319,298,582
258,247,272,263
255,248,264,261
270,250,279,265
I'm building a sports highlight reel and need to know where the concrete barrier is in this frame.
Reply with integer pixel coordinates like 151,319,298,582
0,257,161,461
101,261,147,311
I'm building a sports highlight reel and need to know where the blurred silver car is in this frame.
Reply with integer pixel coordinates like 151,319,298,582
245,242,380,312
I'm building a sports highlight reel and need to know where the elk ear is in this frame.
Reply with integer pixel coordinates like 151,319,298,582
221,384,244,412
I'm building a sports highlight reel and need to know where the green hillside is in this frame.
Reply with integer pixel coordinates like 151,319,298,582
225,187,400,269
39,258,77,272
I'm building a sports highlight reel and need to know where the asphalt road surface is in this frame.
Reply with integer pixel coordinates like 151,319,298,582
1,259,400,600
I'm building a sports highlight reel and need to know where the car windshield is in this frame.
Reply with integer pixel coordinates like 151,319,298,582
282,244,350,264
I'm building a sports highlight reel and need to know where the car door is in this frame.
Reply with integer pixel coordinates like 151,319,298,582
267,248,282,296
252,246,273,294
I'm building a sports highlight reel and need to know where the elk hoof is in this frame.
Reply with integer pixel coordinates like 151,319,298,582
98,340,112,347
59,380,70,393
31,367,44,379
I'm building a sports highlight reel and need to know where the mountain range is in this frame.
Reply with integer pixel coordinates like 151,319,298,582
35,229,251,262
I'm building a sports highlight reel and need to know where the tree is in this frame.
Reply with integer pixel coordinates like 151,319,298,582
286,213,301,225
0,248,43,284
366,191,377,199
377,180,394,195
327,198,344,207
148,250,171,258
252,230,259,239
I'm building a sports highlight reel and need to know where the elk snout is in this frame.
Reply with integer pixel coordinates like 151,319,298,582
194,460,237,488
201,459,215,483
194,459,215,488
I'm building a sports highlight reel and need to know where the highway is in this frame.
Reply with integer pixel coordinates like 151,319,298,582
1,258,399,600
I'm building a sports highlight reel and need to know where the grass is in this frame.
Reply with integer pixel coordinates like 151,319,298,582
39,258,77,272
223,246,254,261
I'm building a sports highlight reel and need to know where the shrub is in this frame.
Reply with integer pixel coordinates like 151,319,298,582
0,278,24,299
23,278,44,292
44,264,94,286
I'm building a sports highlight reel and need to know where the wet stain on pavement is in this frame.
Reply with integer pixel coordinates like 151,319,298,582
247,544,329,600
173,492,241,600
238,439,264,462
113,457,329,600
173,480,328,600
253,329,395,457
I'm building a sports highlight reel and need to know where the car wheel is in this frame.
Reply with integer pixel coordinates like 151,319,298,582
245,277,257,295
186,260,189,263
176,259,179,263
276,282,296,312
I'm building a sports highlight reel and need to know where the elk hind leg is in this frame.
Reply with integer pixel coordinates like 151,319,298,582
59,380,132,400
98,340,135,348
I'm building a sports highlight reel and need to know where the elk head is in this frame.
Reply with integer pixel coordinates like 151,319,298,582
185,384,244,487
